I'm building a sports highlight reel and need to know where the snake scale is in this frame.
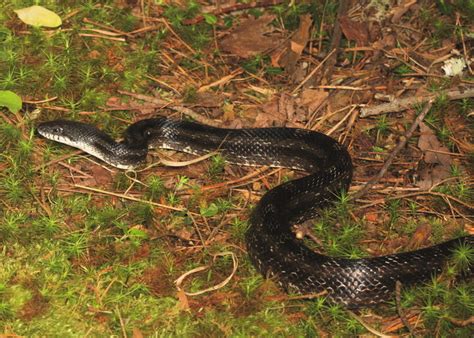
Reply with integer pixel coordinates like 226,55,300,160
37,117,473,308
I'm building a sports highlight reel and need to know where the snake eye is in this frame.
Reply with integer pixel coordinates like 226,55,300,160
145,129,152,137
53,127,63,134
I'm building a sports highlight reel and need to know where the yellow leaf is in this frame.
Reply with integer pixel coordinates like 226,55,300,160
14,5,62,28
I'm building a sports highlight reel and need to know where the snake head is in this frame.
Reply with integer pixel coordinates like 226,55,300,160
37,120,101,145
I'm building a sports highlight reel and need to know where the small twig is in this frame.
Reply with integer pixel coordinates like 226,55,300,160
395,281,415,335
360,88,474,117
73,184,187,213
353,100,433,199
456,14,473,75
182,0,284,25
294,223,324,247
158,151,218,168
78,33,126,42
326,105,357,136
446,316,474,327
116,90,219,127
284,290,328,300
197,69,243,92
23,96,58,104
194,166,271,193
174,251,238,296
83,17,131,36
292,49,336,94
315,85,369,91
347,311,395,338
115,306,128,338
317,0,349,85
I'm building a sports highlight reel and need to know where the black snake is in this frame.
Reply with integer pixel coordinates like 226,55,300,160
37,117,473,308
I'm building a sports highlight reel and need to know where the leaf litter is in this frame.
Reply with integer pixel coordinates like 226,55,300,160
3,0,474,336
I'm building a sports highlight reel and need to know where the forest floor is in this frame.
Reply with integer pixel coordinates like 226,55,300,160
0,0,473,336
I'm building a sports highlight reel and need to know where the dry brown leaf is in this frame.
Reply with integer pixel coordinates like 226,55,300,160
391,0,417,23
416,122,453,190
365,212,378,223
257,95,289,127
222,102,235,122
220,15,282,58
277,14,313,71
176,289,190,311
256,93,308,127
339,16,369,46
407,223,432,249
90,165,113,186
298,89,328,113
132,328,144,338
418,122,452,165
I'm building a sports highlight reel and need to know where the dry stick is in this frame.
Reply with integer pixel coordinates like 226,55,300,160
395,281,415,336
292,49,336,94
446,316,474,327
115,306,128,338
73,184,188,213
317,0,349,85
116,90,219,127
357,190,474,211
353,100,433,200
174,251,238,296
182,0,284,25
347,311,395,338
360,88,474,117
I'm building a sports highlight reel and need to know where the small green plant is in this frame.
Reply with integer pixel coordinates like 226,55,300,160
376,114,389,142
451,241,474,273
240,275,263,298
387,199,401,228
200,202,219,217
33,215,61,235
64,232,89,258
393,64,413,75
0,122,21,147
2,211,25,236
2,172,25,203
175,175,189,190
147,175,165,200
458,98,473,116
208,154,226,179
0,68,18,89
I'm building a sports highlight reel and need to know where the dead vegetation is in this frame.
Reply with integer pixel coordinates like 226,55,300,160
1,0,473,336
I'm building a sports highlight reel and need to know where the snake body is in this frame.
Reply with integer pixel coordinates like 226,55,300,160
37,117,473,308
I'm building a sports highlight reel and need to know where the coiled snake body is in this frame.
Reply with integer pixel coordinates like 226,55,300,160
37,117,472,308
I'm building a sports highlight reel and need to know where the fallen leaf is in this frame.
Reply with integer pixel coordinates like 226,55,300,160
0,90,22,113
90,165,113,186
418,122,452,166
14,5,62,28
220,15,283,58
365,212,378,223
222,102,235,122
416,122,452,190
132,328,144,338
277,14,313,73
407,223,432,249
257,94,298,127
298,89,328,113
176,289,190,311
339,16,369,46
390,0,417,24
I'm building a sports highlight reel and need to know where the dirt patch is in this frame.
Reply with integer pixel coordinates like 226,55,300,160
19,291,49,321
